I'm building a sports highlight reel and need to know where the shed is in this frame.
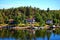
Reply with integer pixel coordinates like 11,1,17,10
46,19,53,25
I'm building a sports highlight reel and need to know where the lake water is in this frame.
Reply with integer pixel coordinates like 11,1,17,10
0,28,60,40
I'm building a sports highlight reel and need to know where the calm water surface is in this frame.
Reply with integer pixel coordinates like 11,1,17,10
0,28,60,40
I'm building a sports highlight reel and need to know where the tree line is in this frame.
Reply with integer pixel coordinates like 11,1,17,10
0,6,60,26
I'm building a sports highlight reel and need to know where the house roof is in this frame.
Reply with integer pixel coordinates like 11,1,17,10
46,19,53,24
26,18,35,22
9,19,14,22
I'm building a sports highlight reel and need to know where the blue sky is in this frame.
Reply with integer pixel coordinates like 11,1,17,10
0,0,60,10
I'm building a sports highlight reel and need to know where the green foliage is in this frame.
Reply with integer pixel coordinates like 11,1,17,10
0,7,60,26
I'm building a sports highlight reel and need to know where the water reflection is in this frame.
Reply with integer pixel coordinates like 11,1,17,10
0,28,60,40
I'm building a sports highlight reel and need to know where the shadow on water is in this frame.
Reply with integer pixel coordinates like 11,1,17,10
0,28,60,40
